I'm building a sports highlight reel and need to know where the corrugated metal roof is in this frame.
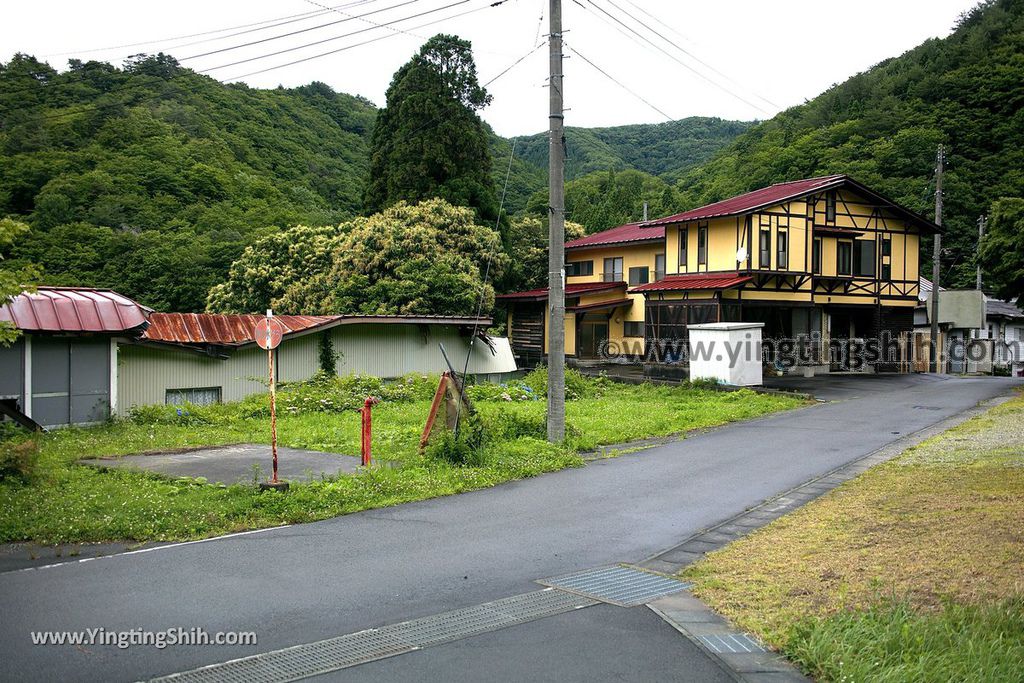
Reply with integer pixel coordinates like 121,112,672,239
144,313,337,346
143,313,495,347
641,175,847,226
0,286,149,334
496,281,627,302
565,222,666,250
985,297,1024,320
630,273,752,293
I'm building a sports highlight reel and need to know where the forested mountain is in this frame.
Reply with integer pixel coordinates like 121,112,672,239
676,0,1024,288
514,118,753,183
0,53,377,311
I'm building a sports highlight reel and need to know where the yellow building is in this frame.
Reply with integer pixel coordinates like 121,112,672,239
499,175,938,372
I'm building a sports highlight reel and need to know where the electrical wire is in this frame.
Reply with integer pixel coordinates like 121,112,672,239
578,0,769,115
181,0,424,62
566,42,673,121
221,0,508,81
454,136,518,436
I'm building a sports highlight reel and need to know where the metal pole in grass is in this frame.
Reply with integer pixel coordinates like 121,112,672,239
255,310,286,491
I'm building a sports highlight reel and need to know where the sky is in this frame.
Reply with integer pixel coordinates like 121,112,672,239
1,0,982,136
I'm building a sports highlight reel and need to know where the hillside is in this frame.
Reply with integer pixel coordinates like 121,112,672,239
514,117,754,183
676,0,1024,287
0,53,377,311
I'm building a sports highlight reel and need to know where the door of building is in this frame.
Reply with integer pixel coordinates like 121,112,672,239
578,321,609,360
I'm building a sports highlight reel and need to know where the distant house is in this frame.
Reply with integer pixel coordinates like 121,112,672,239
2,287,516,427
500,175,936,373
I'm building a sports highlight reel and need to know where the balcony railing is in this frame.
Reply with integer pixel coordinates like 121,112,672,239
601,272,624,282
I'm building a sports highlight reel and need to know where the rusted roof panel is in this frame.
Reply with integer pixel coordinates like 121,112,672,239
496,281,627,302
565,222,666,250
630,273,752,293
0,286,149,334
144,313,338,346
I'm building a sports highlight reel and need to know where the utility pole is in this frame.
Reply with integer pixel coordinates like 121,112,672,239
929,145,943,374
546,0,565,442
976,214,987,290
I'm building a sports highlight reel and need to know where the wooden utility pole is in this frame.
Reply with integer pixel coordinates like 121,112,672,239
929,145,944,373
547,0,565,441
976,214,987,290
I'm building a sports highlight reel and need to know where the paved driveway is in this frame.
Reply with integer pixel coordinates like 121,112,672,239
0,375,1017,682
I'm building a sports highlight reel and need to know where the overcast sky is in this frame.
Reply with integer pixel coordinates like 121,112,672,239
2,0,980,136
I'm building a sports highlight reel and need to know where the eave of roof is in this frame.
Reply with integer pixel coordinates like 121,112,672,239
640,174,941,234
496,281,627,302
0,286,150,334
630,273,752,293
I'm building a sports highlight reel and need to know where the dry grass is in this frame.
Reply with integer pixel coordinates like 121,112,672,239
683,394,1024,650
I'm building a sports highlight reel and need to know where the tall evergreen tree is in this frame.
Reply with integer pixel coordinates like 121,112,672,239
364,35,498,222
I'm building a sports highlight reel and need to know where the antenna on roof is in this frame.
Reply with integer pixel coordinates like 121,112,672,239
642,201,648,222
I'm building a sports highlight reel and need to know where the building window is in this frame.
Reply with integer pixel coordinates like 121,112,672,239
566,260,593,277
812,238,822,274
678,227,688,271
837,240,852,275
603,257,623,282
697,226,709,266
166,387,222,406
623,321,645,337
825,190,837,223
628,266,650,286
654,253,666,281
759,228,771,269
853,239,876,277
777,230,789,270
881,263,892,281
881,237,892,256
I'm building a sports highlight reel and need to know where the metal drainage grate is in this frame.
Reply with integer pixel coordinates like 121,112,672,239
538,565,691,607
698,633,766,654
150,589,595,683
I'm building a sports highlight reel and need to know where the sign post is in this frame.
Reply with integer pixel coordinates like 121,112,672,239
255,310,286,491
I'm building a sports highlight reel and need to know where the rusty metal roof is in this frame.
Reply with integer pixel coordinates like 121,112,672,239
496,281,627,302
630,273,752,293
0,286,149,334
144,313,340,346
143,313,495,347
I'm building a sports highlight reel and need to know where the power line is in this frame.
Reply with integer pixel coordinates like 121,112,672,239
600,0,779,109
42,1,383,59
578,0,769,115
181,0,424,62
566,43,673,121
222,0,506,81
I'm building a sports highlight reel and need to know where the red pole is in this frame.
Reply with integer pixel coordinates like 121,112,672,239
360,397,379,467
269,347,278,483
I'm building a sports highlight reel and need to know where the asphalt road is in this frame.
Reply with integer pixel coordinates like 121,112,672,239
0,374,1017,682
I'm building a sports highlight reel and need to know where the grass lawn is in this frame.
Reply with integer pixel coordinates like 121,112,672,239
683,393,1024,682
0,370,803,545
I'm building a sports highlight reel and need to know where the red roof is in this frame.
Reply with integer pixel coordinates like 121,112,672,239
0,286,149,334
144,313,339,346
630,273,752,293
496,281,626,302
642,175,846,226
565,222,665,250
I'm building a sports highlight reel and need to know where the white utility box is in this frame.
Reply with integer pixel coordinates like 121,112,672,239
688,322,764,386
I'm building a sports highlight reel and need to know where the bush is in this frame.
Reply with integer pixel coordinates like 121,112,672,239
522,365,610,400
0,432,39,481
126,403,214,426
466,380,539,402
424,413,486,467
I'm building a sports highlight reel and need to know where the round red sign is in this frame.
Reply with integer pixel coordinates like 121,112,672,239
254,317,285,350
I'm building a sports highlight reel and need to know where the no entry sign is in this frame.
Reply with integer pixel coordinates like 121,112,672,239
255,317,285,350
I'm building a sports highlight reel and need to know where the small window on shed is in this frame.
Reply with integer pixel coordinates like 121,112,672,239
166,387,222,406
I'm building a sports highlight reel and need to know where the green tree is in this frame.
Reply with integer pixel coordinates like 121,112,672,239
0,218,39,344
979,197,1024,305
500,216,585,293
364,35,498,223
283,199,506,316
